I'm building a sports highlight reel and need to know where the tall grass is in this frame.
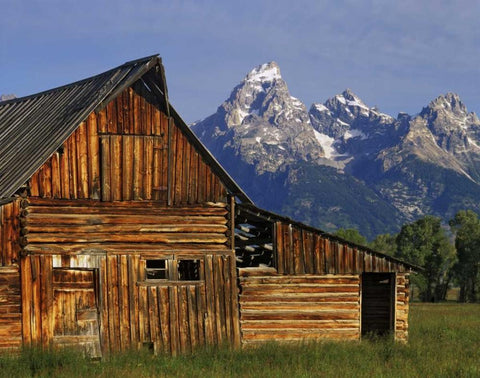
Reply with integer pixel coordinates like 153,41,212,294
0,303,478,377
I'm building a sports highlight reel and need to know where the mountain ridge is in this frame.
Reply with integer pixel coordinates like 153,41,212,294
191,62,480,239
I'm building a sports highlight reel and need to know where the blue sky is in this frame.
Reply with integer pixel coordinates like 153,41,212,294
1,0,480,123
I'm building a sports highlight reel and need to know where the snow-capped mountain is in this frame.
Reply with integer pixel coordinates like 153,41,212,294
192,62,324,174
192,62,480,239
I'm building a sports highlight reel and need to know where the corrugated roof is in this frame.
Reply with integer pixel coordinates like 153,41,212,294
237,202,421,271
0,55,252,203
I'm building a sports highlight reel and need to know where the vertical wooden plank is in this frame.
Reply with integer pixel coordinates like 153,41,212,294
20,256,32,346
203,254,216,345
168,286,179,355
228,254,241,348
127,256,138,348
144,137,153,200
97,108,107,134
122,136,133,201
40,255,53,347
222,255,232,344
50,152,61,198
177,286,188,353
213,255,225,344
59,141,70,199
100,136,111,202
133,136,144,200
111,135,122,201
187,285,198,349
32,256,42,344
99,256,109,355
107,256,118,351
167,117,174,206
41,161,52,198
138,285,148,345
68,131,78,199
147,287,158,353
77,122,89,198
158,286,170,353
29,172,40,197
119,255,130,349
195,284,206,347
174,129,183,204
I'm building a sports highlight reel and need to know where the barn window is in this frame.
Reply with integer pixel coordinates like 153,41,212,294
178,260,200,281
145,259,168,280
145,259,201,281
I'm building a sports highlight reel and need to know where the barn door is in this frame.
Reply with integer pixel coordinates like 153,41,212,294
361,273,395,337
52,268,102,358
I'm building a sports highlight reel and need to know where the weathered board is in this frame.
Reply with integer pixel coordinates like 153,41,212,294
238,268,361,344
28,86,227,205
275,222,406,274
20,252,240,355
0,266,22,350
0,200,20,266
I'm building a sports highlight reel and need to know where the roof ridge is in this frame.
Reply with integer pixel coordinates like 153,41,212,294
0,54,160,107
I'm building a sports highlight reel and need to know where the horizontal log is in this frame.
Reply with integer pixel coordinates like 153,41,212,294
28,205,228,216
240,302,359,311
26,232,227,244
26,243,230,254
26,224,228,234
241,311,359,321
28,214,228,226
239,294,359,303
241,320,359,330
28,197,227,208
241,330,360,341
240,286,359,295
239,277,360,285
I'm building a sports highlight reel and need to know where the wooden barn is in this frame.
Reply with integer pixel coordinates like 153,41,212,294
0,55,416,357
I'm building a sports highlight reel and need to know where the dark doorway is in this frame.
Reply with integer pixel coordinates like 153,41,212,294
361,273,395,337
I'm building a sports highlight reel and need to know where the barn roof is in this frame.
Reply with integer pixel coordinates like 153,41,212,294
237,202,421,272
0,55,252,203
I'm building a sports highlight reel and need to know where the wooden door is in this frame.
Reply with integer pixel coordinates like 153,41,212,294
52,268,102,358
361,273,395,337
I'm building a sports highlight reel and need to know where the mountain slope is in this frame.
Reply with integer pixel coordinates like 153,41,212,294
192,62,480,239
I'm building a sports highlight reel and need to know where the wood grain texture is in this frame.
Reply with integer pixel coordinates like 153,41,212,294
238,269,361,344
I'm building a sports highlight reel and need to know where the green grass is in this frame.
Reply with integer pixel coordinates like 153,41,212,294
1,303,479,377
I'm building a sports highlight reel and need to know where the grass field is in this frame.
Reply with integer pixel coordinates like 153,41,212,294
0,303,479,377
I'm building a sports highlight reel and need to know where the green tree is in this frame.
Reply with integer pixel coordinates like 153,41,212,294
369,233,396,256
395,216,455,302
334,228,367,246
449,210,480,302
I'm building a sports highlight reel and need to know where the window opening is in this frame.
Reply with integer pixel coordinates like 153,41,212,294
146,259,168,280
178,260,201,281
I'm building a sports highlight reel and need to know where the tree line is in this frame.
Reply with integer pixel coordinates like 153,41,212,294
334,210,480,303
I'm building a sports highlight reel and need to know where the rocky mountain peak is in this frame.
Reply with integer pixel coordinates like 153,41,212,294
192,61,324,174
421,92,469,118
244,61,281,85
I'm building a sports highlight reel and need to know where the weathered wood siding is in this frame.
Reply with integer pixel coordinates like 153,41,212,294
0,266,22,350
238,268,361,344
23,198,229,251
28,84,227,205
395,273,409,342
0,200,20,266
275,222,407,274
21,252,240,355
0,201,22,351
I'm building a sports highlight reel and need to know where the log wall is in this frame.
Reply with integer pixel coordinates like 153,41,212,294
28,84,227,205
0,266,22,350
0,200,20,266
21,252,240,355
238,268,361,344
395,273,409,342
275,222,408,274
24,198,229,250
